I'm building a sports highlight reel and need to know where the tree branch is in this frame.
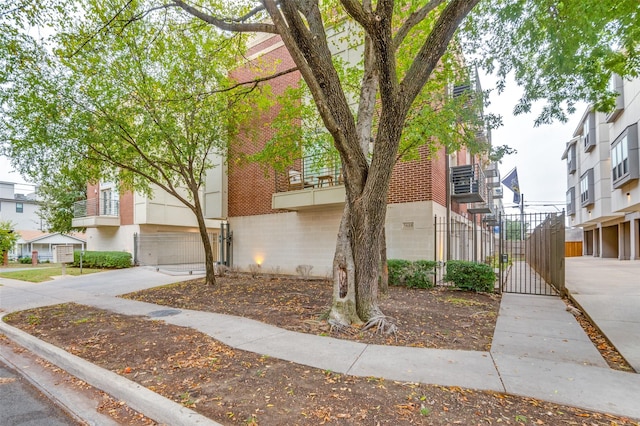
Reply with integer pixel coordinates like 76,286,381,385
172,0,278,34
393,0,445,49
340,0,372,28
401,0,480,111
69,0,136,58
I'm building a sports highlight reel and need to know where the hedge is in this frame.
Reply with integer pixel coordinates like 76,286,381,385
73,251,132,269
387,259,437,289
444,260,495,293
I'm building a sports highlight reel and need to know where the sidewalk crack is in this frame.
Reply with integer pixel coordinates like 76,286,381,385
345,344,369,375
489,351,507,393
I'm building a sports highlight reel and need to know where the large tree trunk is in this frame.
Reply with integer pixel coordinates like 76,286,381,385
379,227,389,295
329,156,391,327
329,203,361,326
350,195,385,322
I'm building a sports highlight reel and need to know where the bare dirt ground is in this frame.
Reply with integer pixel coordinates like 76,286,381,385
3,274,638,425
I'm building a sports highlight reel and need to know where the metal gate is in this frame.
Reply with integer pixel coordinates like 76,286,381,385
134,231,218,273
498,212,565,296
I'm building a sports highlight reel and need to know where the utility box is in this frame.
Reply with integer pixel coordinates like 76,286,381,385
53,245,74,264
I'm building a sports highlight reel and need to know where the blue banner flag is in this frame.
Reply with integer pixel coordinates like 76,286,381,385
502,167,521,205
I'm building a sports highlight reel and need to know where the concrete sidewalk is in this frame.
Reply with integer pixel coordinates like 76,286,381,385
565,257,640,373
1,266,640,423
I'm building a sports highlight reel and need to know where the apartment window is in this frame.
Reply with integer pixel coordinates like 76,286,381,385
566,187,575,216
582,111,596,152
606,74,624,123
567,143,576,174
580,169,594,207
16,202,24,213
611,123,639,189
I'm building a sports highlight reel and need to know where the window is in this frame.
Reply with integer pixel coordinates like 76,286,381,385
612,135,628,180
16,202,23,213
566,187,575,216
606,74,624,123
582,112,596,152
567,143,576,174
580,169,594,207
611,123,639,189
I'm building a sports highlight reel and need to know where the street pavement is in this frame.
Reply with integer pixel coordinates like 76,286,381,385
0,262,639,424
0,360,80,426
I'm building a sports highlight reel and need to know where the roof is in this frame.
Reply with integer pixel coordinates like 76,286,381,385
560,137,580,160
572,105,594,137
16,230,86,244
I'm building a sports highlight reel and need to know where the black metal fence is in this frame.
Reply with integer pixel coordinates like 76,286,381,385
434,215,496,284
134,232,218,273
434,212,565,296
498,212,565,296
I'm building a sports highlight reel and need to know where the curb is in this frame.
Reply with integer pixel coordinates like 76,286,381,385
0,315,221,426
564,291,638,374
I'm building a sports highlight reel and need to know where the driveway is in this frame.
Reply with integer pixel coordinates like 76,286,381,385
565,257,640,372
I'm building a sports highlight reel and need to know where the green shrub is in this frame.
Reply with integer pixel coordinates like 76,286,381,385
444,260,495,293
19,256,32,264
72,251,132,269
387,259,436,289
387,259,412,285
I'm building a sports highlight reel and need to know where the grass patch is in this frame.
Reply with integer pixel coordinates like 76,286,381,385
442,296,487,307
0,266,104,283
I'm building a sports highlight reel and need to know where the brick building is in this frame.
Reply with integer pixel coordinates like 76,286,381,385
227,33,501,275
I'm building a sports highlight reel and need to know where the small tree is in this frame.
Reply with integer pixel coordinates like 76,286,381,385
0,221,19,266
504,219,528,241
1,3,256,286
36,170,88,234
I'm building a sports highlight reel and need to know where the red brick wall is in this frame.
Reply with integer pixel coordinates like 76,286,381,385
119,191,134,225
387,145,444,205
228,39,301,218
228,41,481,217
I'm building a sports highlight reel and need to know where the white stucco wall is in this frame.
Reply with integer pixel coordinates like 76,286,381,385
230,201,459,276
85,225,140,254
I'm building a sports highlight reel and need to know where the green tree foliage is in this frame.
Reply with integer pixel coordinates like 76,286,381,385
504,219,528,241
36,169,88,234
0,1,258,285
466,0,640,124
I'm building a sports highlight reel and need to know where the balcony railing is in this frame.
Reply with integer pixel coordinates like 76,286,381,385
73,198,120,218
274,152,343,193
450,163,488,204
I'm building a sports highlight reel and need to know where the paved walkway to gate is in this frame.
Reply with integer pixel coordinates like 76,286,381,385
565,257,640,373
501,260,558,295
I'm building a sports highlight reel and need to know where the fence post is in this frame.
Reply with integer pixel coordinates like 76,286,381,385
133,233,138,266
498,212,503,294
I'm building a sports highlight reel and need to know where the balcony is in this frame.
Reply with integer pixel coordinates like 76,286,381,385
483,214,499,226
72,198,120,227
272,152,345,211
450,163,487,204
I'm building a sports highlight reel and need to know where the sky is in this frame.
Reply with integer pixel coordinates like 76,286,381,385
480,73,586,214
0,75,585,212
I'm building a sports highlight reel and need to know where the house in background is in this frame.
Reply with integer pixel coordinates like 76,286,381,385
226,32,503,275
71,154,228,270
563,75,640,259
0,181,44,231
12,230,86,262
